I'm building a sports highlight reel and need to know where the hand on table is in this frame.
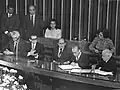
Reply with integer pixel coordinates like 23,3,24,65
27,50,36,56
63,61,70,64
53,60,60,64
3,49,14,55
70,62,78,66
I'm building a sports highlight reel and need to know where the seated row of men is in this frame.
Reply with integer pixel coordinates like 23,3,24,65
2,31,117,76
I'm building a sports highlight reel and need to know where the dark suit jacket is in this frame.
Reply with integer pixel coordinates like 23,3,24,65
27,42,44,60
3,38,27,57
52,45,73,63
69,53,89,69
1,13,20,33
97,57,117,75
23,14,44,38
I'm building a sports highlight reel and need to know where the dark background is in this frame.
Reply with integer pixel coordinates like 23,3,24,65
0,0,120,55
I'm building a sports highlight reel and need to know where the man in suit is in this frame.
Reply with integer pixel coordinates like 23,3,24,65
27,35,44,60
23,5,44,40
52,38,72,64
69,45,90,69
91,49,117,75
1,5,20,50
3,31,27,57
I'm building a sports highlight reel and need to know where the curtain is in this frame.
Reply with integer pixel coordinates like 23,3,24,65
0,0,120,55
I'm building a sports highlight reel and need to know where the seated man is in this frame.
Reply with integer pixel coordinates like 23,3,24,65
91,49,117,75
3,31,27,56
69,45,90,69
52,38,72,64
27,35,44,60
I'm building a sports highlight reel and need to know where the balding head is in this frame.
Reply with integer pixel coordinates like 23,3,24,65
29,5,36,15
102,49,112,62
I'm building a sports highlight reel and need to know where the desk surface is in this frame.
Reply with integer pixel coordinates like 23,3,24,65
0,55,119,89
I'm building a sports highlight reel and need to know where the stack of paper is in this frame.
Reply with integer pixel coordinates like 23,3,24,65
58,64,80,70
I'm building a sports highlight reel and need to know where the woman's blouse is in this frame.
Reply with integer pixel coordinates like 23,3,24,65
89,37,115,53
45,28,61,39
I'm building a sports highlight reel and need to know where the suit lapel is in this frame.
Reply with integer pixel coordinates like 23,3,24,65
10,40,14,51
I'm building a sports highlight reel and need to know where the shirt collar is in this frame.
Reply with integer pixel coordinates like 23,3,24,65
76,51,82,60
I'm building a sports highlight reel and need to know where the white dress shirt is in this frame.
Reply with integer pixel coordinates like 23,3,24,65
31,42,36,50
76,51,81,61
45,28,61,39
8,13,12,18
30,14,35,26
58,48,63,57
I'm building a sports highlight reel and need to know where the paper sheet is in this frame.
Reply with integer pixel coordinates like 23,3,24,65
94,69,113,75
58,64,80,70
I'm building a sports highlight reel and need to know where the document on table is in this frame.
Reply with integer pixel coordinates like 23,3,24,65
94,69,113,75
71,69,91,73
71,69,113,75
58,64,80,70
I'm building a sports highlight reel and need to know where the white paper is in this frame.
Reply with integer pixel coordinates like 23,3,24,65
71,69,92,73
94,69,113,75
58,64,80,70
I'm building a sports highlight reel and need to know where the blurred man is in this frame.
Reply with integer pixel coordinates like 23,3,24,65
27,35,44,60
1,5,20,50
91,49,117,75
52,38,72,64
23,5,44,40
3,31,27,57
69,45,89,69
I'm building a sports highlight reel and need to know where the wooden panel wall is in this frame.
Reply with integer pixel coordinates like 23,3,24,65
0,0,120,55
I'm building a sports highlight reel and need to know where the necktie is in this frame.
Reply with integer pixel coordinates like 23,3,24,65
14,41,17,51
32,43,35,50
76,56,79,61
30,15,33,25
58,48,63,57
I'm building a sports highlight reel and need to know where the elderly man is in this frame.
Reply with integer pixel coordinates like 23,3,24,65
3,31,27,57
52,38,72,64
1,5,20,50
27,35,44,60
91,49,117,75
68,45,90,69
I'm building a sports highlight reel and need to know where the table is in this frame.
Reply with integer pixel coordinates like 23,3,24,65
0,55,120,90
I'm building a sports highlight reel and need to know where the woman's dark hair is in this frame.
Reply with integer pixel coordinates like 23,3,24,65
102,29,109,38
96,28,103,37
48,19,59,29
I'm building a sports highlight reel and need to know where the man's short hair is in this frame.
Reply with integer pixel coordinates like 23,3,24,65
11,31,20,38
58,38,66,43
72,44,81,50
102,49,112,57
